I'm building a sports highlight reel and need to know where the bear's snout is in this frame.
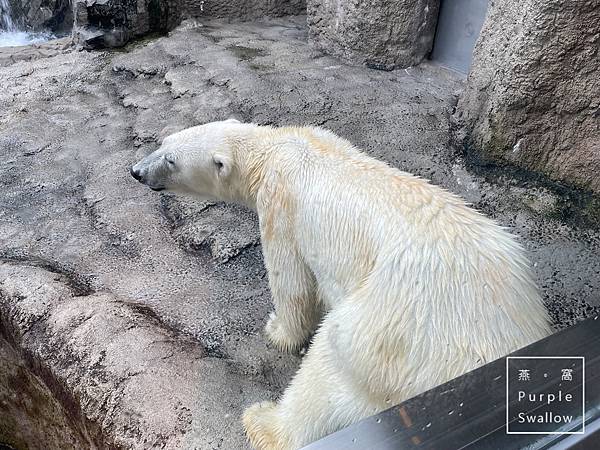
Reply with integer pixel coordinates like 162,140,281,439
130,166,143,182
130,163,166,191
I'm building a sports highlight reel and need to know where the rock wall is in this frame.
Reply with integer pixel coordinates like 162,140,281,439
7,0,72,32
307,0,439,70
453,0,600,194
73,0,182,48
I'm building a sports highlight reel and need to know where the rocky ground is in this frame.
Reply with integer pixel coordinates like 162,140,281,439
0,15,599,450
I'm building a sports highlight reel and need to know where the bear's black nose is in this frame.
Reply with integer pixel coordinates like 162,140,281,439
130,166,143,181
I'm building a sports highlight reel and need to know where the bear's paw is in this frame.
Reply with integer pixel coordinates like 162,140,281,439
243,401,287,450
264,312,306,353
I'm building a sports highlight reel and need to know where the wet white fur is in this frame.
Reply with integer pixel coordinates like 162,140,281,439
132,120,552,449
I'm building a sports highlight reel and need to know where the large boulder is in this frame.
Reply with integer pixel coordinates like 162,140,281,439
453,0,600,194
307,0,439,70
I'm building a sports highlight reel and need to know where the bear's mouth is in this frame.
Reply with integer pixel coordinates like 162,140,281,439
150,186,166,192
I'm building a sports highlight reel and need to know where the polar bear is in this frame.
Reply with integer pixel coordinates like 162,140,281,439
130,119,552,449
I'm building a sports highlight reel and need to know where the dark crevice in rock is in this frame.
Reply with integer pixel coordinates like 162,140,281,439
0,336,88,449
158,194,261,263
460,140,600,232
0,275,205,448
121,301,207,355
76,194,141,259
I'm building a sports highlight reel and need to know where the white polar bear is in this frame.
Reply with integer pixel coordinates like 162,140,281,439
131,119,552,449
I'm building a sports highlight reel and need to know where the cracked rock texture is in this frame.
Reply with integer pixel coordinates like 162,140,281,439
307,0,439,70
0,15,599,449
454,0,600,194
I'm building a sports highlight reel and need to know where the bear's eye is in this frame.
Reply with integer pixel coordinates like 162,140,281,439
164,154,176,166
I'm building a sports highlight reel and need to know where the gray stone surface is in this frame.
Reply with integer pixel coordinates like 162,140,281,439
0,15,599,448
307,0,439,70
183,0,306,21
454,0,600,194
0,36,71,67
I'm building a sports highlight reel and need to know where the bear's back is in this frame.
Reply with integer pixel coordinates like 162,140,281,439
263,126,551,364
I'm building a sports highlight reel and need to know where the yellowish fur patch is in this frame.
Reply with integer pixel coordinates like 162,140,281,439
243,402,286,450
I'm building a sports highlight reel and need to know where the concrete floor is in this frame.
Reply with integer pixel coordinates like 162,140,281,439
0,16,599,449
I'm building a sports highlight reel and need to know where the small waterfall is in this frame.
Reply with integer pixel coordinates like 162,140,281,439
0,0,16,32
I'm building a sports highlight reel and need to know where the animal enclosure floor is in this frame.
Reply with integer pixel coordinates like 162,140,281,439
0,15,599,449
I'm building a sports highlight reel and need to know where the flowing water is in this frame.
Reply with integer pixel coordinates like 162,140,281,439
0,0,15,31
0,0,55,47
0,29,55,46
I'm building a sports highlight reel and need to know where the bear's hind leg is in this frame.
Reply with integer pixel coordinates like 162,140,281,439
243,401,284,450
243,313,382,449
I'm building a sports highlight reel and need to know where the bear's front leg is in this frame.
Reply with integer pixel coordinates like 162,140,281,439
257,190,322,353
261,240,322,353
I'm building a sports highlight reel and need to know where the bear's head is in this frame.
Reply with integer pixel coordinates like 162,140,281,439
130,119,256,202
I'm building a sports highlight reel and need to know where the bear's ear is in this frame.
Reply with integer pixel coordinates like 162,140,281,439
212,153,232,178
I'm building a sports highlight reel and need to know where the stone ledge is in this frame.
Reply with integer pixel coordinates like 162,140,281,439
0,37,72,68
0,262,266,449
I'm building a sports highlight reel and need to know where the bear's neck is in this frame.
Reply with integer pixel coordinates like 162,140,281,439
224,128,273,210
